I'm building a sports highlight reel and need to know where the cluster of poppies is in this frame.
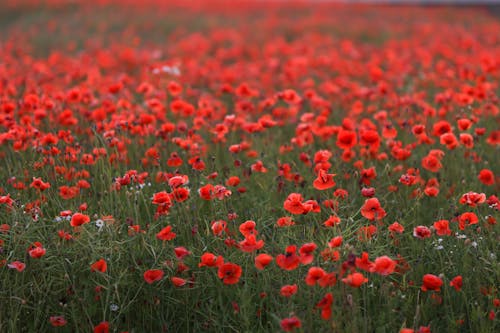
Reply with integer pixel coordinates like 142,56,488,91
0,1,498,332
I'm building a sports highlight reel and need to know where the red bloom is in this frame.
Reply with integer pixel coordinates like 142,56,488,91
239,220,257,237
277,216,295,227
433,220,451,236
211,220,227,237
298,242,317,264
458,212,479,230
30,177,51,191
276,245,301,271
283,193,306,215
336,129,357,150
313,169,336,190
280,284,298,297
342,272,368,287
94,321,109,333
360,198,386,221
450,275,463,291
217,262,242,285
152,191,172,206
478,169,495,186
388,222,404,234
355,252,374,272
305,266,326,286
70,213,90,227
421,274,443,292
328,236,343,248
255,253,273,270
171,277,187,287
459,192,486,207
174,247,191,260
371,256,396,276
49,316,67,327
323,215,341,227
28,242,46,259
316,293,333,320
8,261,26,272
90,259,107,273
280,316,302,332
143,269,164,284
199,252,224,268
198,184,215,200
413,226,432,239
156,225,176,241
239,234,264,252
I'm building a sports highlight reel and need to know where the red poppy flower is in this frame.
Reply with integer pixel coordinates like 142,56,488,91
313,169,336,190
217,262,242,285
143,269,164,284
239,234,264,252
30,177,51,191
328,236,343,248
280,316,301,332
478,169,495,186
91,259,107,273
342,272,368,287
49,316,67,327
421,274,443,292
316,293,333,320
413,226,432,239
388,222,404,234
283,193,306,215
323,215,341,227
360,198,386,221
94,321,109,333
276,216,295,227
298,242,317,264
28,242,46,259
336,129,357,149
239,220,257,237
171,277,187,287
8,261,26,272
199,253,224,268
255,253,273,270
459,192,486,207
280,284,298,297
276,245,301,271
153,223,176,241
174,247,191,260
433,220,451,236
305,266,326,286
70,213,90,227
152,191,172,206
355,252,374,272
211,220,227,237
371,256,396,276
458,212,479,230
450,275,463,291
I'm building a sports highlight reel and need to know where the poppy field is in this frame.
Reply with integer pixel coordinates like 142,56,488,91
0,1,499,332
